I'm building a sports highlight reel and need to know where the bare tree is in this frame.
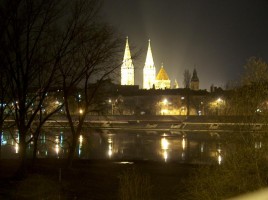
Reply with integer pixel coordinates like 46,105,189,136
0,0,105,177
183,69,191,89
58,0,122,167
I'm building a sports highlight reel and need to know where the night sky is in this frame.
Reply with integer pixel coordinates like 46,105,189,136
101,0,268,89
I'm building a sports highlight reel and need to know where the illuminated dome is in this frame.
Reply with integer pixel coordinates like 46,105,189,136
156,65,170,80
155,64,171,89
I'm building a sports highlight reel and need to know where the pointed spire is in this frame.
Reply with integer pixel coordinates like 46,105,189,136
123,36,131,61
121,37,134,85
145,39,155,68
191,68,199,82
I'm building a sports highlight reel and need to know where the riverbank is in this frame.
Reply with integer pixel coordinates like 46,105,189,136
0,159,196,200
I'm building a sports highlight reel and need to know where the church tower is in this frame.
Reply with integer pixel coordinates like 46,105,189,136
121,37,134,85
143,39,156,89
190,69,199,90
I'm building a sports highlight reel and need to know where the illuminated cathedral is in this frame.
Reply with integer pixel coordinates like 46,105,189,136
121,37,199,90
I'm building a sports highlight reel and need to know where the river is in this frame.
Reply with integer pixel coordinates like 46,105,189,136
1,128,228,164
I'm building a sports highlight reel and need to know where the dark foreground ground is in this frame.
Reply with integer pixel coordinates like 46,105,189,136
0,159,196,200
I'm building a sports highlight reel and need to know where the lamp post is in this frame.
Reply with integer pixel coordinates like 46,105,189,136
216,98,223,116
108,99,114,115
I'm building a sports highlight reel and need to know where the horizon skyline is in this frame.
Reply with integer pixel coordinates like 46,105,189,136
101,0,268,90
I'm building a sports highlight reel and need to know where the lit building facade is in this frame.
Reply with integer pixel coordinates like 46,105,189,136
155,64,171,89
121,37,134,85
143,39,156,89
120,37,201,92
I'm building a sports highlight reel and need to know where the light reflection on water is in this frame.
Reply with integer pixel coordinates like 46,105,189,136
1,129,225,164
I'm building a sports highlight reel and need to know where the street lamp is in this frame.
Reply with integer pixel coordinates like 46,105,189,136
108,99,115,115
216,98,223,115
161,98,169,115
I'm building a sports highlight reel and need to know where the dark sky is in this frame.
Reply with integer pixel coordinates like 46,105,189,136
101,0,268,89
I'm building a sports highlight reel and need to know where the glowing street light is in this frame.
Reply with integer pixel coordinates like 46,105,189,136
108,99,115,115
161,98,169,115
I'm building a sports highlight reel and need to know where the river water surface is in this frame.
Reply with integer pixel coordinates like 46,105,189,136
1,129,228,164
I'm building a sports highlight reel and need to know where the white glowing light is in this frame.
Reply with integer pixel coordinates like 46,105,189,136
217,98,222,103
55,136,60,155
79,135,83,143
182,137,186,150
108,148,112,157
163,150,168,162
161,109,168,115
218,155,222,165
161,137,169,150
15,143,19,154
143,39,156,89
55,144,59,155
108,138,113,157
217,148,222,165
121,37,134,85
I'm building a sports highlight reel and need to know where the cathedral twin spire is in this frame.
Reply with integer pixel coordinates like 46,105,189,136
143,39,156,89
121,38,156,89
144,39,155,69
121,37,134,86
121,37,178,90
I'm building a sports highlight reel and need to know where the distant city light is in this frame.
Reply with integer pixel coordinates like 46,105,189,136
217,98,223,103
